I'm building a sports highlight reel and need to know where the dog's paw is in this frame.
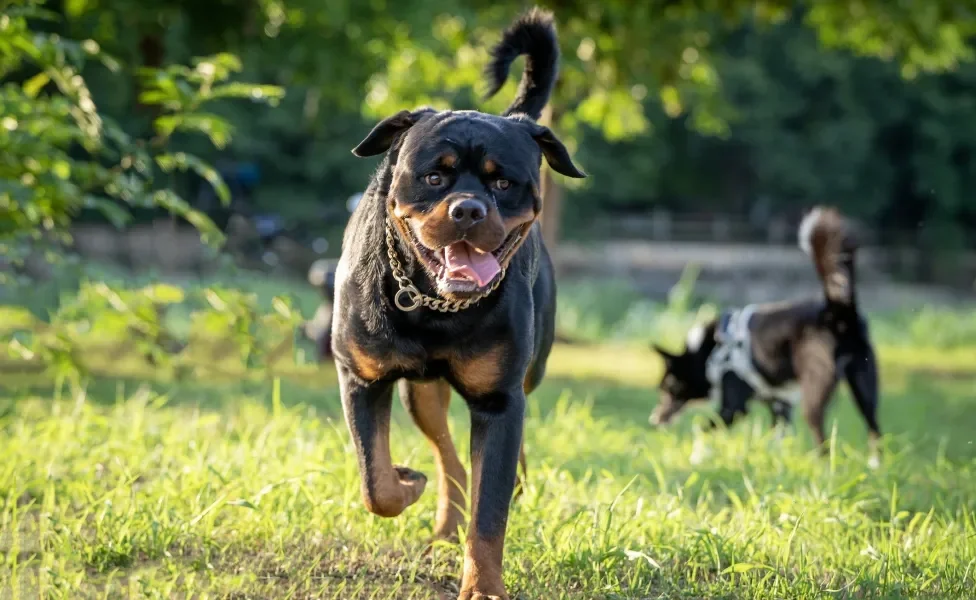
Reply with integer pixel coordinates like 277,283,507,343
365,467,428,517
394,465,427,484
393,465,428,505
384,465,427,510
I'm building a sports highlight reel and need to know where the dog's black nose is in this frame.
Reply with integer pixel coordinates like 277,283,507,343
449,198,487,230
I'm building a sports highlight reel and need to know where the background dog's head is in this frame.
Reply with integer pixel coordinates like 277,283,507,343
649,322,717,426
349,11,585,300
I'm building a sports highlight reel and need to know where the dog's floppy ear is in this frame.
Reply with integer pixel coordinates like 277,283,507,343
352,108,435,157
515,120,586,178
533,124,587,178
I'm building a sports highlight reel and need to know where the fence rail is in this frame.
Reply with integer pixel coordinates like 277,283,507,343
581,212,976,289
4,213,975,291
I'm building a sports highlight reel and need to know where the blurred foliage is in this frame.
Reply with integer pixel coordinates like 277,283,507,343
0,0,282,270
0,278,305,383
6,0,976,253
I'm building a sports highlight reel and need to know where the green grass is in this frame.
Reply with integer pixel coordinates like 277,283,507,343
3,264,976,598
3,342,976,599
7,260,976,352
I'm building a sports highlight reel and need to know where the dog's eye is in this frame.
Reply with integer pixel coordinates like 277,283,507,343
492,178,511,191
425,173,443,187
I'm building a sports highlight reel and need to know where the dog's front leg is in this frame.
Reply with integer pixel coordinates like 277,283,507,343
706,372,753,430
458,389,524,600
768,399,793,440
338,368,427,518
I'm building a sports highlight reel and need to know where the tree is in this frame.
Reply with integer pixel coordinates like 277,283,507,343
22,0,976,253
0,0,282,276
354,2,976,247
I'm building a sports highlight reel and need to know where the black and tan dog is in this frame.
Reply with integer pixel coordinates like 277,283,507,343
331,10,584,600
649,207,882,465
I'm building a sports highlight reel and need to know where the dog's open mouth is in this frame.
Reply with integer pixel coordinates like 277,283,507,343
405,226,520,295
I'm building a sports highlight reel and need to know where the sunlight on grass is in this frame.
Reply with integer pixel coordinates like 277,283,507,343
3,267,976,598
2,346,976,599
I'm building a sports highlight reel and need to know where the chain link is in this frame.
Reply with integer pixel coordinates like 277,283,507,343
385,220,510,313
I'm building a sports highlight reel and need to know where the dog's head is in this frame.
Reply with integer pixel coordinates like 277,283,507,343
352,109,584,299
649,323,716,426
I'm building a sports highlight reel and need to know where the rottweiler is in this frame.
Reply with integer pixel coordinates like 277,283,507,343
650,207,882,466
331,9,585,600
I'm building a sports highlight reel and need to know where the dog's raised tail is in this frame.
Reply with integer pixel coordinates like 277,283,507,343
799,207,859,308
484,8,559,121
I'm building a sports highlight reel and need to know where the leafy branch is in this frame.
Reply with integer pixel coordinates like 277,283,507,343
0,0,284,269
0,281,307,383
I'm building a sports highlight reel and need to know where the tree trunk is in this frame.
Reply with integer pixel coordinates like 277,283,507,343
538,103,564,272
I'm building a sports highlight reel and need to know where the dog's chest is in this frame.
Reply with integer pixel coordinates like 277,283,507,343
706,306,802,405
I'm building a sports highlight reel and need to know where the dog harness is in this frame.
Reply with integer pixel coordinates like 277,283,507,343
705,305,802,405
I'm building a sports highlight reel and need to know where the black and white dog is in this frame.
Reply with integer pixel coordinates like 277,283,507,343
649,207,881,464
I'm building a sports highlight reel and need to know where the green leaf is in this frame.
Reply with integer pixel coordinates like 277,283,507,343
227,498,258,510
64,0,90,18
155,152,230,206
206,83,285,105
151,190,225,247
4,338,36,361
141,284,186,305
0,306,40,335
722,562,774,575
83,197,131,229
23,72,50,98
271,297,294,319
153,113,234,149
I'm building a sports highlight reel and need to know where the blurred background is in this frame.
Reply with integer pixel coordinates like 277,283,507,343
5,4,976,598
3,0,976,360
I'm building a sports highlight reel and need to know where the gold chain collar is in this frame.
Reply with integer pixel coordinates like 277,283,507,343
384,219,527,313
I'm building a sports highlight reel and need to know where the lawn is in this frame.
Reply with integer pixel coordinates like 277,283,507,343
3,337,976,599
2,267,976,599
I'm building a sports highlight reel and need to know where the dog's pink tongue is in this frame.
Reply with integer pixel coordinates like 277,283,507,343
444,242,500,287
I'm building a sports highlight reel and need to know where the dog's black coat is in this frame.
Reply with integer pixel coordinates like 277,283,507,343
330,9,584,598
651,208,882,457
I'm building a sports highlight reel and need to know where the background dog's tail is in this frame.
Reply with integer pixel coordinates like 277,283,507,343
484,8,559,121
799,206,859,309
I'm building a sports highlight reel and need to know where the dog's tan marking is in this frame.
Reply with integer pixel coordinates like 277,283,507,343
347,342,385,381
347,340,419,382
415,199,453,240
459,535,508,600
450,344,507,397
482,159,497,175
399,379,467,541
522,363,536,395
440,153,458,168
503,208,536,235
391,192,424,220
